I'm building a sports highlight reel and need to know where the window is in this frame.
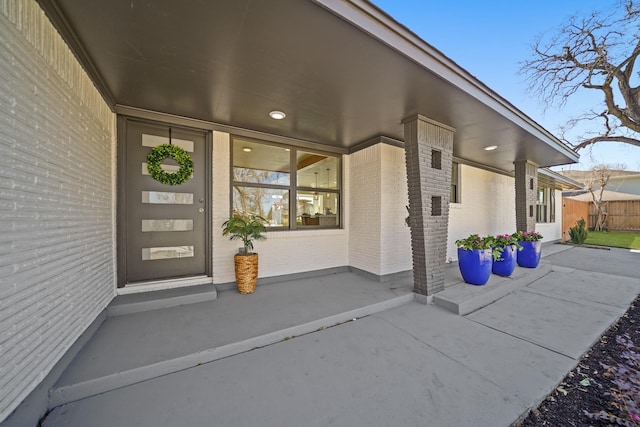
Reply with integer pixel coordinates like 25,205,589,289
536,187,547,222
232,137,340,229
536,186,556,223
450,162,460,203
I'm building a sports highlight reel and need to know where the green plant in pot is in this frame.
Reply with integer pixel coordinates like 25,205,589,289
487,233,522,277
221,215,267,294
512,230,544,268
455,234,501,286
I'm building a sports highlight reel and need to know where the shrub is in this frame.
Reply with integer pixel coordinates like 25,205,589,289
569,218,588,245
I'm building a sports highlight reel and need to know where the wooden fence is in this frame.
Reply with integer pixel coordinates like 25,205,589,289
562,197,589,242
588,200,640,231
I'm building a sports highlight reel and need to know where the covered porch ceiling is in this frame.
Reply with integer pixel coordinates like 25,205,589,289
37,0,579,172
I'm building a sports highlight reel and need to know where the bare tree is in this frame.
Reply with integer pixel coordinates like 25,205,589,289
585,165,614,230
521,0,640,151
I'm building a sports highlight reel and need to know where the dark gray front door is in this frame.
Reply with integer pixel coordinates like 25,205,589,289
124,120,208,284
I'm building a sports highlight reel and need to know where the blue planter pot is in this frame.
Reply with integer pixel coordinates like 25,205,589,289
517,241,542,268
458,248,492,286
492,245,517,277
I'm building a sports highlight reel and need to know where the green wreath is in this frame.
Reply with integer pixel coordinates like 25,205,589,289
146,144,193,186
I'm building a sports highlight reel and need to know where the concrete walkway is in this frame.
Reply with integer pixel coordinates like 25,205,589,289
42,245,640,427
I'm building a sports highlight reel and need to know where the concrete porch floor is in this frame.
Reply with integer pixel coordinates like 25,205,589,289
42,244,640,426
50,269,416,408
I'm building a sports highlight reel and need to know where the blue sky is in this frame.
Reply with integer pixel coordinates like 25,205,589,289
371,0,640,172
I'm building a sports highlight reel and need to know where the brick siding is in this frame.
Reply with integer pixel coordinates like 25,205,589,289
514,160,538,232
403,116,454,295
0,1,115,421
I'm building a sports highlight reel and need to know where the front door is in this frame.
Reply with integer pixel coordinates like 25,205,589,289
121,119,209,285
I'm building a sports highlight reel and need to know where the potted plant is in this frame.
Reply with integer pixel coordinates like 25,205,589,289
512,230,543,268
488,234,522,277
221,215,268,294
455,234,500,286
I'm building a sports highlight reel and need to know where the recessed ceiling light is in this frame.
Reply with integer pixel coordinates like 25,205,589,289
243,147,252,152
483,145,498,151
269,110,286,120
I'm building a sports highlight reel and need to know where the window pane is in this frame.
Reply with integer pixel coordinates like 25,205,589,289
142,191,194,204
536,187,548,223
536,205,547,223
233,139,290,185
297,191,339,227
538,187,546,204
450,162,459,203
142,134,194,152
297,151,339,190
233,187,289,227
451,162,458,185
141,219,193,232
142,246,194,260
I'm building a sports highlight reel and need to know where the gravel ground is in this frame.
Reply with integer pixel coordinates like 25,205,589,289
516,295,640,427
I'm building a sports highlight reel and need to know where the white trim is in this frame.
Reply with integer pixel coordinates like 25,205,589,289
117,276,214,295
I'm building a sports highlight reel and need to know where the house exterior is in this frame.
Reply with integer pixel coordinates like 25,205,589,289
0,0,580,424
560,170,640,196
610,174,640,195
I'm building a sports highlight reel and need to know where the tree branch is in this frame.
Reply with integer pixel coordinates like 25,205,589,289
573,135,640,150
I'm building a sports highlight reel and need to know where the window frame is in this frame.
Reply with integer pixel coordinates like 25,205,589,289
536,186,556,223
450,161,460,203
231,136,342,230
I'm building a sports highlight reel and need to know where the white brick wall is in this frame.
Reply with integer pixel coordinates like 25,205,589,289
213,141,411,282
348,144,412,276
212,136,558,278
348,145,383,274
536,188,563,242
0,1,115,422
211,131,231,283
448,165,562,261
448,164,517,261
379,144,411,274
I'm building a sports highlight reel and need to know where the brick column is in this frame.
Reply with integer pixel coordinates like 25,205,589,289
403,115,454,296
514,160,538,232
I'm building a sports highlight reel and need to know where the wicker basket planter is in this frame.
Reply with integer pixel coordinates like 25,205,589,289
234,253,259,294
222,215,267,295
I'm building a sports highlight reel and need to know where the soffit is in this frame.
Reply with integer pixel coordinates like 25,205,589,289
38,0,579,172
538,169,583,191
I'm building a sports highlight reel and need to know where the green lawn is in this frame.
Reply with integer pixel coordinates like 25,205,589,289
584,231,640,249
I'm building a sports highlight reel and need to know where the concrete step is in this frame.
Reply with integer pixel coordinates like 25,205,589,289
107,284,218,316
434,261,552,315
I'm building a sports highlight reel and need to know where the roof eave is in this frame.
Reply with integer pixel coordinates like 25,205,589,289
539,168,583,190
313,0,579,164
